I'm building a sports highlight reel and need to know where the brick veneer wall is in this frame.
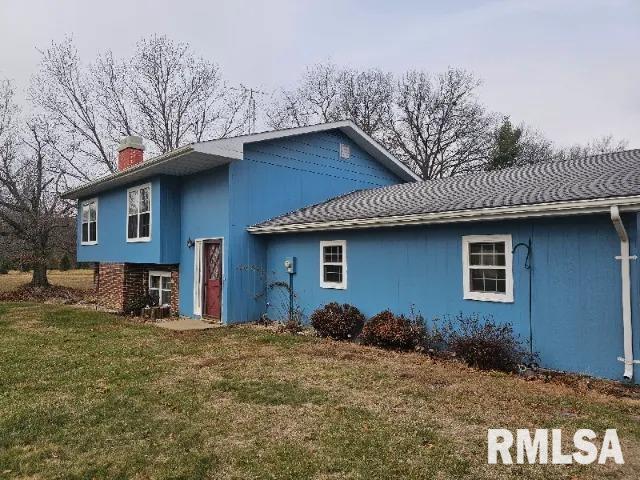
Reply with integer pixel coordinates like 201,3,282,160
124,264,146,311
96,263,125,311
170,269,180,315
96,263,179,315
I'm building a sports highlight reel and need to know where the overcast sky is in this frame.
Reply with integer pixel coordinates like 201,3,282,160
1,0,638,148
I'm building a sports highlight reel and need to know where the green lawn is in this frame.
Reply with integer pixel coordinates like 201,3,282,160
1,303,639,479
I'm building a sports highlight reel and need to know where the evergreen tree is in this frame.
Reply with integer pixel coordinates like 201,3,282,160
59,253,71,271
486,117,523,171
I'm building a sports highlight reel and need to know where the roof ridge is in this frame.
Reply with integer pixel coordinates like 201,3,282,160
197,120,354,144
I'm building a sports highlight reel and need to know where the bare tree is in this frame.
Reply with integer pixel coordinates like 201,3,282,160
31,36,252,181
124,36,251,150
560,134,629,161
266,62,394,138
517,126,557,165
337,68,393,137
0,81,73,286
30,39,113,181
266,62,342,129
385,69,493,180
268,65,493,179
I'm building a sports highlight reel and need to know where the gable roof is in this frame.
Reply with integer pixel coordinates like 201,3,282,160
61,120,419,199
248,149,640,234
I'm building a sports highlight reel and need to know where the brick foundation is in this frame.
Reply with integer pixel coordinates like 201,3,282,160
96,263,179,315
96,263,125,311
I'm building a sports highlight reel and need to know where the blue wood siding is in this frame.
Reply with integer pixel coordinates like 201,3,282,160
75,129,406,325
226,130,405,323
263,214,640,382
159,176,181,264
177,165,230,320
77,175,181,264
77,177,162,263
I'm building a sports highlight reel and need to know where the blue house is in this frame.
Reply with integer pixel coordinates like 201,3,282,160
64,122,640,383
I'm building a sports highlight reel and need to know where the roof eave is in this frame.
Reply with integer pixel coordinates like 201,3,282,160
247,195,640,234
61,146,196,200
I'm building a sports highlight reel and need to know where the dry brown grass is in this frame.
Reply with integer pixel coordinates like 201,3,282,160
0,269,94,292
1,303,639,479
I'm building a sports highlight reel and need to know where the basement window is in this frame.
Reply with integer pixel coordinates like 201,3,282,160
320,240,347,289
462,235,513,302
149,270,172,307
81,198,98,245
127,183,151,242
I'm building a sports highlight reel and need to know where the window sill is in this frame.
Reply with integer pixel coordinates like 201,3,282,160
81,241,98,246
464,292,513,303
127,238,151,243
320,282,347,290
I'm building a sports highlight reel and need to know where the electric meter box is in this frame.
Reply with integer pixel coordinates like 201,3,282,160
284,257,296,274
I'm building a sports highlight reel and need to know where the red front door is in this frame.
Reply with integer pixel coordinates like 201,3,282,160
204,241,222,319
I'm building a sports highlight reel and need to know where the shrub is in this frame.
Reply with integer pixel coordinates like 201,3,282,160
441,313,532,372
0,258,9,274
125,294,154,315
59,253,71,271
266,280,304,324
360,310,425,351
310,302,365,340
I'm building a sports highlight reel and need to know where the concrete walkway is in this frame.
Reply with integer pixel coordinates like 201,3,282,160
154,318,217,331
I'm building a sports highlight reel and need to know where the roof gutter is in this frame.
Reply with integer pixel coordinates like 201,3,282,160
61,145,194,199
248,195,640,234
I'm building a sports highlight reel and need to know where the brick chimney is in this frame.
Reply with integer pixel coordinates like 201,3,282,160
118,136,145,170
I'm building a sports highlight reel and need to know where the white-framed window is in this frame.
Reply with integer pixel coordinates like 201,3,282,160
462,234,513,303
127,183,151,242
339,143,351,160
81,198,98,245
320,240,347,289
149,270,172,307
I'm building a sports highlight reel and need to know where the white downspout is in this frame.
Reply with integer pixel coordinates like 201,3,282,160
610,206,637,380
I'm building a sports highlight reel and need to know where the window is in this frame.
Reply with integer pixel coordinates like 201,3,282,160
339,143,351,160
127,184,151,241
462,235,513,302
320,240,347,289
149,271,172,306
81,198,98,245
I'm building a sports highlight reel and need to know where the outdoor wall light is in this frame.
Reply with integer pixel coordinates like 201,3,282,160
186,238,195,249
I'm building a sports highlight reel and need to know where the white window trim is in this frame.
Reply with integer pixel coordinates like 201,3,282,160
126,183,152,243
320,240,347,290
149,270,172,307
80,198,98,246
462,234,514,303
193,237,225,319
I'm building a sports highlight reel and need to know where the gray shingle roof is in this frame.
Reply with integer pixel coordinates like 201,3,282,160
251,149,640,231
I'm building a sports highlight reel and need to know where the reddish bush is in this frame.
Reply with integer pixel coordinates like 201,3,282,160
360,310,425,351
310,302,365,340
441,313,533,372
